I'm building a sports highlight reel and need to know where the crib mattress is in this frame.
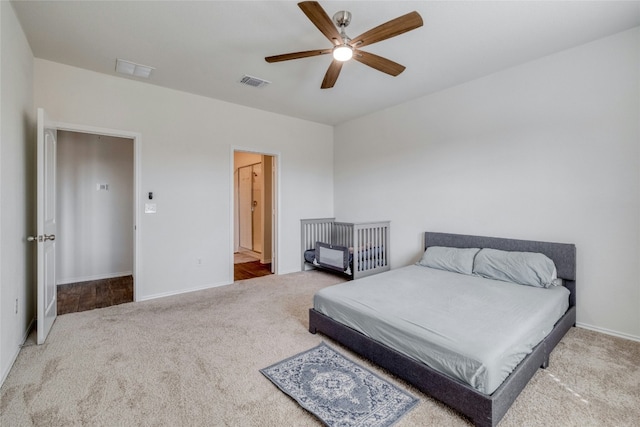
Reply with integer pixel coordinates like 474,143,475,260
313,264,569,394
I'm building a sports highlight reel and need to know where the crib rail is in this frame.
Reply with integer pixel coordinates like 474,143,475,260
353,221,390,278
333,222,353,248
301,218,335,251
301,218,390,279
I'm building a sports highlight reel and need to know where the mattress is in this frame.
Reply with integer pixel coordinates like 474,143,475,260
313,264,570,394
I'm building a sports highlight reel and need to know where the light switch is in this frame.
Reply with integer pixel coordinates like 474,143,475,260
144,203,157,214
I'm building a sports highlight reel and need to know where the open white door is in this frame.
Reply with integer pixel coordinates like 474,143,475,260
31,108,57,344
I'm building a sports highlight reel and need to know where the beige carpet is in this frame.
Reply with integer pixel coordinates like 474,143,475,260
1,270,639,426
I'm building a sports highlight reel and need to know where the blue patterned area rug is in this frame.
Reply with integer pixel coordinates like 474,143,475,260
260,342,418,427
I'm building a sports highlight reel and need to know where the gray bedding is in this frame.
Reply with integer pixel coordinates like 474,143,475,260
313,264,570,394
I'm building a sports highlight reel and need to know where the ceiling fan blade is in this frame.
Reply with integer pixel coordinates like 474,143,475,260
298,1,343,46
321,60,343,89
352,50,405,76
349,11,423,49
265,49,331,63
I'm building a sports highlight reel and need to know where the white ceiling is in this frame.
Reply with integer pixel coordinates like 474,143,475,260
12,1,640,125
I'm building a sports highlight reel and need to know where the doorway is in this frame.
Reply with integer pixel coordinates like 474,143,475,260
233,151,276,280
55,130,135,313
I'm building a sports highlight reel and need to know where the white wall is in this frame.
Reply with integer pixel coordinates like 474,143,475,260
334,28,640,340
35,59,334,300
0,1,35,384
56,131,134,284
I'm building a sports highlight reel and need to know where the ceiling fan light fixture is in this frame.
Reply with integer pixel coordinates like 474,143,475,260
332,44,353,62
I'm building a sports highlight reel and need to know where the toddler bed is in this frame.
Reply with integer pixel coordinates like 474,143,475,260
309,231,576,427
300,218,390,279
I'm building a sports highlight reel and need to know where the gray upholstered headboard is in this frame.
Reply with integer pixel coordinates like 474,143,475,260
424,232,577,307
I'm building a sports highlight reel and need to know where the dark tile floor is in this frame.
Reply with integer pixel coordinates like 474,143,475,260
234,261,272,281
57,275,134,315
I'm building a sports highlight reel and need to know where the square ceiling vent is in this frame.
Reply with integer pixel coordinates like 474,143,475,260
115,58,154,78
239,75,270,88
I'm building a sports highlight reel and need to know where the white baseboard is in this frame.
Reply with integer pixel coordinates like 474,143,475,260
136,280,232,302
1,318,35,387
576,322,640,343
57,271,133,285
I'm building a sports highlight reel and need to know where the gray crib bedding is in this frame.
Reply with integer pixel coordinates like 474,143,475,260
313,264,570,394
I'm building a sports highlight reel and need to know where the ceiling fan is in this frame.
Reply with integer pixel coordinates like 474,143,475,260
265,1,423,89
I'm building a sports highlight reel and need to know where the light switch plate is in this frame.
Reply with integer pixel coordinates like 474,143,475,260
144,203,157,214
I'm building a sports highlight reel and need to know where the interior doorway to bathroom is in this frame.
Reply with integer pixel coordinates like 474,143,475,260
233,151,276,280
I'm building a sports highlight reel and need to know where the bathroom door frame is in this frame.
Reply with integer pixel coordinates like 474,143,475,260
230,147,279,281
53,120,141,301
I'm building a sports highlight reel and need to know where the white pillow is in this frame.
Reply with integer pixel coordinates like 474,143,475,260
417,246,480,275
472,248,558,288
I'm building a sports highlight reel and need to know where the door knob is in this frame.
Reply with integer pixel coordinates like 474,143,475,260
27,235,55,242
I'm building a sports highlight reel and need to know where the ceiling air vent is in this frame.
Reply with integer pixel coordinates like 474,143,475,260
115,58,154,78
239,75,270,88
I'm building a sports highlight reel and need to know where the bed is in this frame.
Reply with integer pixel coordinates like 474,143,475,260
308,232,576,427
301,218,390,279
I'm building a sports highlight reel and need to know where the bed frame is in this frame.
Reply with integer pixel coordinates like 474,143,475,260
301,218,390,280
309,232,576,427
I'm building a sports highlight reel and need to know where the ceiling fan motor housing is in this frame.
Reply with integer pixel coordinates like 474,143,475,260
333,11,351,28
